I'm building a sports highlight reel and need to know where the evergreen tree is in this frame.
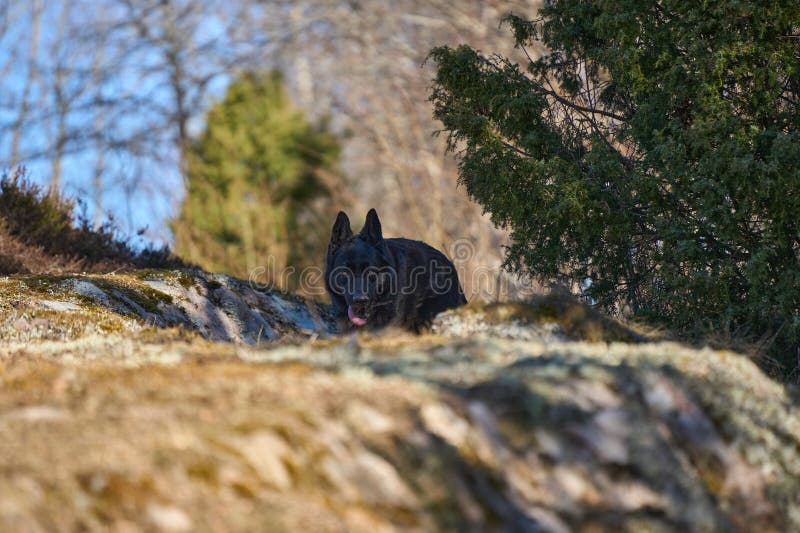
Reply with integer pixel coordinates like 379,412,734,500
429,1,800,376
172,72,341,289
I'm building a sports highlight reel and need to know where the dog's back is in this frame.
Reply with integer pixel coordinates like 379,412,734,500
385,237,466,325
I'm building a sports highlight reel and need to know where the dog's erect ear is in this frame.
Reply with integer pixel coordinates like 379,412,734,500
360,208,383,244
330,211,353,247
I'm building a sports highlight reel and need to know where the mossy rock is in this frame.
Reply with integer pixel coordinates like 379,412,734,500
0,332,797,531
0,269,334,344
1,268,795,531
434,294,649,344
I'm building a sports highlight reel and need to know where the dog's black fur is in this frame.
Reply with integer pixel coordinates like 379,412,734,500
325,209,467,332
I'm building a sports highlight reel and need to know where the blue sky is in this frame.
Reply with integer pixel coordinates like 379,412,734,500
0,1,242,248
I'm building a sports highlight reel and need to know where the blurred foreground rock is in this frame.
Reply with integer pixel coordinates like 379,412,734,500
0,270,798,532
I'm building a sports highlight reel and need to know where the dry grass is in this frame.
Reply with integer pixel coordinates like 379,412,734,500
0,168,183,275
0,223,86,274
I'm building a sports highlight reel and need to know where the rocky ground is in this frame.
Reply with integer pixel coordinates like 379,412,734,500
0,269,798,532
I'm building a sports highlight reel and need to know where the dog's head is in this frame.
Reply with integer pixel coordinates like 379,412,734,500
326,209,395,327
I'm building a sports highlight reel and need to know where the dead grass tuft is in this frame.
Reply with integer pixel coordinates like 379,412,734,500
0,168,184,275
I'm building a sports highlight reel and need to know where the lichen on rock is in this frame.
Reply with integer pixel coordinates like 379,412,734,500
0,270,797,531
0,269,334,345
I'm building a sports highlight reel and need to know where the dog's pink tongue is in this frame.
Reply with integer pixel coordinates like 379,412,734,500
348,306,367,327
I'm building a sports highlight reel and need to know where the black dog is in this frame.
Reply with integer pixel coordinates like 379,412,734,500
325,209,467,332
